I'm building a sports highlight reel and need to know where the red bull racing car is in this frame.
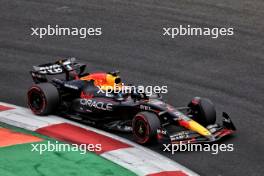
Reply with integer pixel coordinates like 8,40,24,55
27,58,236,144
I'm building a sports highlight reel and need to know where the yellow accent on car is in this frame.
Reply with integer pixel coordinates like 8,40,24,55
187,120,212,137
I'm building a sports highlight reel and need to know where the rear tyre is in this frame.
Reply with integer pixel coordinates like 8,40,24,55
27,83,59,115
188,97,216,126
132,112,160,144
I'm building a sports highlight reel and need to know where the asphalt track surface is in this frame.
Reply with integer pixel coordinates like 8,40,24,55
0,0,263,175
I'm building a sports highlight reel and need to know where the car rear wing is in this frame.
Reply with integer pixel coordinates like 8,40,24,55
30,58,86,83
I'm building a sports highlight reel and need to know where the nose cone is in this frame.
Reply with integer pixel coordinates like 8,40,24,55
181,119,212,138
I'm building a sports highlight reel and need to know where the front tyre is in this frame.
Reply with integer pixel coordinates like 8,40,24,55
132,112,160,144
27,83,59,115
188,97,216,126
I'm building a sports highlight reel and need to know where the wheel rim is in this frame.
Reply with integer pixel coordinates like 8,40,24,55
133,115,150,144
28,87,45,113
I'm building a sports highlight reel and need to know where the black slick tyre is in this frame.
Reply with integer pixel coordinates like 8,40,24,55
132,112,160,144
27,83,59,115
188,97,216,126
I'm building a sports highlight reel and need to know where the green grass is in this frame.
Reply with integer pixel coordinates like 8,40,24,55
0,123,137,176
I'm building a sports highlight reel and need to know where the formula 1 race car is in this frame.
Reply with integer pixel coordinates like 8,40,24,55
27,58,236,144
